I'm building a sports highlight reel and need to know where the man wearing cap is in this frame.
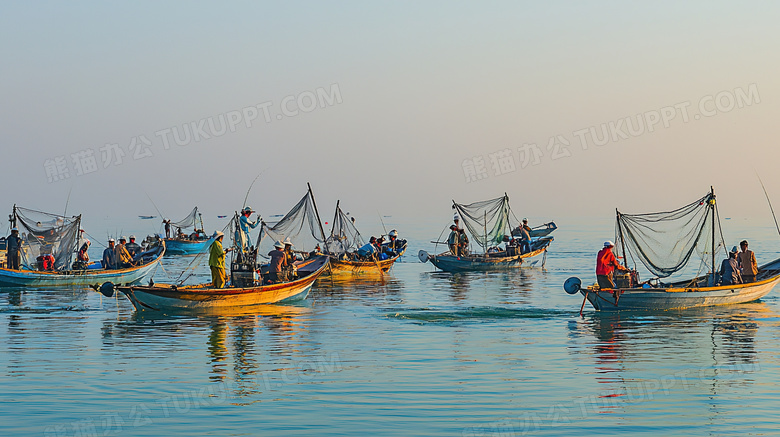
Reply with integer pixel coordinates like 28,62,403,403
115,237,134,269
237,206,261,252
453,214,461,231
737,240,758,283
103,239,117,269
267,241,287,283
720,246,743,286
447,225,460,256
596,241,626,289
208,231,232,288
283,238,297,280
518,219,532,254
6,228,22,270
126,235,141,259
458,228,470,256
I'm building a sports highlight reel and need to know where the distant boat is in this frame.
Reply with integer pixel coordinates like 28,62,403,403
217,215,227,219
139,215,156,219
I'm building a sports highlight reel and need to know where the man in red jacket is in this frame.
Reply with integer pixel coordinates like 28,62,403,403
596,241,626,289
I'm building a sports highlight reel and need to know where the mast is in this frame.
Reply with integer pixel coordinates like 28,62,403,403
484,211,488,255
331,200,339,238
617,209,629,270
711,186,716,284
307,183,328,244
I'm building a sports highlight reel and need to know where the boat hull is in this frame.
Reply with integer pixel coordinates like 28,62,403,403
581,276,780,311
0,253,163,288
163,237,214,256
328,245,407,275
427,239,552,273
117,256,328,312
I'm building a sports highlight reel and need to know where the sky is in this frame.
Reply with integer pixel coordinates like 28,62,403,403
2,1,780,234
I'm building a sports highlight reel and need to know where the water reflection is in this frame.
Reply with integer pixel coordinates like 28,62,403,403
567,303,773,420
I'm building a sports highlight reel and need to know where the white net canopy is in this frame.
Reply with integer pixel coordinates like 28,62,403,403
13,206,81,270
324,203,364,256
616,192,721,278
254,189,327,256
452,195,512,251
170,207,200,230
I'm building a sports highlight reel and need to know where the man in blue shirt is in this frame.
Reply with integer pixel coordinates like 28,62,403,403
102,238,117,269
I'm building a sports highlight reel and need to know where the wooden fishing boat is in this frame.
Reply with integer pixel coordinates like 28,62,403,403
164,236,215,255
419,236,553,273
100,255,329,312
564,188,780,312
420,194,555,273
565,257,780,312
328,242,408,275
0,244,165,288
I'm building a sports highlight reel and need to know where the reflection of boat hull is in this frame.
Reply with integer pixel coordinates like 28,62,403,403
0,249,164,288
581,258,780,311
116,256,328,312
164,237,214,255
328,245,407,275
426,238,552,273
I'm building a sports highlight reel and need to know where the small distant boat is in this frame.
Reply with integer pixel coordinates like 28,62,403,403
163,207,215,256
100,255,328,312
217,215,228,219
138,215,156,220
564,188,780,312
323,200,407,276
420,194,555,273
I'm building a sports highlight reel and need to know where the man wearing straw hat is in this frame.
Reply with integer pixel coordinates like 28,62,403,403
208,231,232,288
267,241,287,283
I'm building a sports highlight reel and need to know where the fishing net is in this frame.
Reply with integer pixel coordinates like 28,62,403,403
13,206,81,270
254,190,326,256
452,195,512,250
170,207,200,229
324,204,364,256
617,192,720,278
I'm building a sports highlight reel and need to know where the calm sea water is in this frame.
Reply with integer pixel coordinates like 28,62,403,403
2,217,780,436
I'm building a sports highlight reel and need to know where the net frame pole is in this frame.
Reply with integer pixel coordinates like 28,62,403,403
711,186,715,285
617,209,629,270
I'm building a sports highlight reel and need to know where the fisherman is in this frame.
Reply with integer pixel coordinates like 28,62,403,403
125,235,141,258
103,238,117,269
596,241,626,289
208,231,232,288
283,238,296,280
6,227,22,270
309,244,322,258
720,246,743,286
447,225,460,256
358,236,378,259
237,206,261,252
458,229,470,256
163,219,171,239
738,240,758,283
453,214,461,231
387,230,400,252
115,236,134,269
73,240,90,269
518,218,532,254
176,227,184,239
267,241,287,283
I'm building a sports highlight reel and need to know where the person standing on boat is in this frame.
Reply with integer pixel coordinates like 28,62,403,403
103,238,117,269
720,246,743,286
163,219,171,239
267,241,287,283
283,238,297,280
73,240,90,269
237,206,261,252
208,231,231,288
6,227,22,270
447,225,460,256
125,235,141,258
596,241,626,289
458,228,470,256
738,240,758,283
519,218,532,254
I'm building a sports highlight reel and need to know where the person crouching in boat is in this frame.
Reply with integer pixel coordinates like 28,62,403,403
115,237,135,269
596,241,626,289
73,240,91,270
738,240,758,283
447,225,459,256
208,231,232,288
267,241,287,283
719,246,743,286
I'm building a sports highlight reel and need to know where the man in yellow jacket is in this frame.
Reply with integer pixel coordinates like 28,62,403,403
209,231,232,288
